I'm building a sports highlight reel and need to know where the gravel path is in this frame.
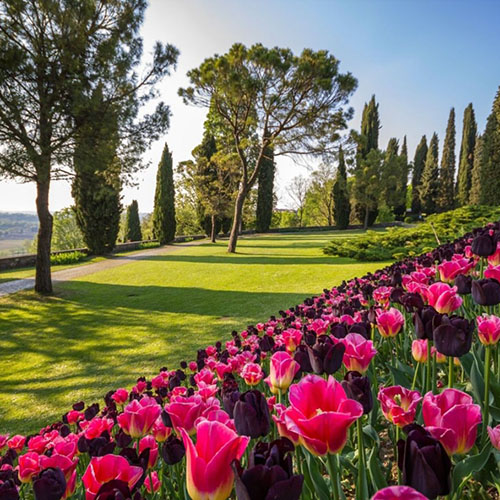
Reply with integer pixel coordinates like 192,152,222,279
0,240,207,298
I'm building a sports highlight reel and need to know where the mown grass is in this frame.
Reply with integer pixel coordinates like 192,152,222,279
0,230,390,434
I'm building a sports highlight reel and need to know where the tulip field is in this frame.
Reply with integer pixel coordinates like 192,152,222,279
1,225,500,500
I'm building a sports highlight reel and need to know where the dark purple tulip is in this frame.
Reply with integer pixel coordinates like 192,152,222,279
72,401,85,411
161,435,185,465
307,337,345,375
0,479,19,500
398,424,451,500
390,287,405,304
115,429,133,449
454,274,472,295
413,306,442,340
259,335,275,352
84,403,100,421
95,480,138,500
349,322,371,339
233,390,270,439
471,233,495,256
32,467,66,500
341,371,373,414
250,438,294,476
400,292,425,312
433,315,474,357
293,345,313,373
221,374,240,418
233,462,303,500
471,278,500,306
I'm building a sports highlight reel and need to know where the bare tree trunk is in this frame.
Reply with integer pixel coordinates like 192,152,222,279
210,214,216,243
363,205,369,230
35,177,53,294
228,188,246,253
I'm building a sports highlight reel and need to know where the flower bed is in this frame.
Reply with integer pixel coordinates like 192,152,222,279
1,222,500,499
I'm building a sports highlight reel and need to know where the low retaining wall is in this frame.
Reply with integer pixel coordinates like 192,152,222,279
0,235,206,271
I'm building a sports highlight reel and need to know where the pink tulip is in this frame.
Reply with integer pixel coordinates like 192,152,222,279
422,388,482,455
477,314,500,345
264,351,300,395
371,485,427,499
424,282,462,314
165,395,220,435
282,328,303,352
145,471,161,493
7,434,25,452
272,403,300,445
284,374,363,456
484,264,500,282
152,416,171,442
438,258,475,283
65,410,83,425
180,420,249,500
411,339,428,363
137,435,158,469
117,396,161,438
240,362,264,386
0,434,8,452
111,388,129,404
340,333,377,374
376,308,405,338
81,417,114,440
17,451,41,483
373,286,392,306
378,386,422,427
82,454,143,500
27,435,50,454
487,425,500,451
488,242,500,266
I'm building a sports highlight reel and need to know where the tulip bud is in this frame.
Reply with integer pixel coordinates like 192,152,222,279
397,424,451,499
471,278,500,306
341,371,373,414
471,233,495,257
477,314,500,345
161,435,185,465
0,480,18,500
371,485,428,500
487,424,500,451
433,315,474,357
233,390,270,439
32,467,66,500
307,337,345,375
454,274,472,295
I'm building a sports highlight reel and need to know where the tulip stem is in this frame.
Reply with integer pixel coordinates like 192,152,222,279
482,344,492,445
395,425,401,484
411,362,419,391
326,453,341,500
432,349,437,394
426,340,432,394
356,418,369,499
448,356,454,389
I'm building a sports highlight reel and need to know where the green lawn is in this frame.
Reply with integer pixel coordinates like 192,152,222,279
0,230,390,434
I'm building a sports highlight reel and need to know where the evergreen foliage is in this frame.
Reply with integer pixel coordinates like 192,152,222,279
419,133,440,214
411,135,428,214
255,145,275,232
153,143,176,244
437,108,456,212
477,88,500,204
469,135,483,205
125,200,142,242
332,147,350,229
381,137,400,215
395,136,409,218
456,104,477,206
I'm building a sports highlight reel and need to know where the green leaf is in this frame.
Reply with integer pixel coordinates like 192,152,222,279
368,446,388,491
452,443,492,493
470,358,485,405
363,424,380,447
389,364,412,387
305,451,330,500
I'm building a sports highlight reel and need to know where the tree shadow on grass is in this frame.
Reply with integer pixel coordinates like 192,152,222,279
0,283,311,433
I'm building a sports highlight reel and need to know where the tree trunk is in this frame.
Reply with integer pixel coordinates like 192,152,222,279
210,214,216,243
228,188,246,253
363,205,369,230
35,178,53,294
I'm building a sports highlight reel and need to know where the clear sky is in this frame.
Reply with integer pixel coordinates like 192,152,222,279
1,0,499,213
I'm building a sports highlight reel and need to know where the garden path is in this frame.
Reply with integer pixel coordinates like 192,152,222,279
0,239,207,297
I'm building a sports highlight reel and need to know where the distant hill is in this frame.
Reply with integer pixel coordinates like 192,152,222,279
0,212,38,240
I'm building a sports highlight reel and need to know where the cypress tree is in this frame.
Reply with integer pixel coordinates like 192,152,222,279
255,145,275,232
477,87,500,204
395,136,409,219
353,95,381,227
381,137,400,214
469,135,483,205
437,108,456,212
332,146,350,229
411,135,428,214
125,200,142,241
419,133,440,214
153,143,176,244
456,104,477,206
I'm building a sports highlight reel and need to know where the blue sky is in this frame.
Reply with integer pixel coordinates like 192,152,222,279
1,0,499,212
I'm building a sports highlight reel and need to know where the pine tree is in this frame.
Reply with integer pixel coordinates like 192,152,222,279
353,95,381,228
395,136,409,219
255,145,275,232
153,143,176,244
125,200,142,241
477,87,500,204
332,146,350,229
437,108,456,212
419,133,440,214
469,135,483,205
456,104,477,206
411,136,428,214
